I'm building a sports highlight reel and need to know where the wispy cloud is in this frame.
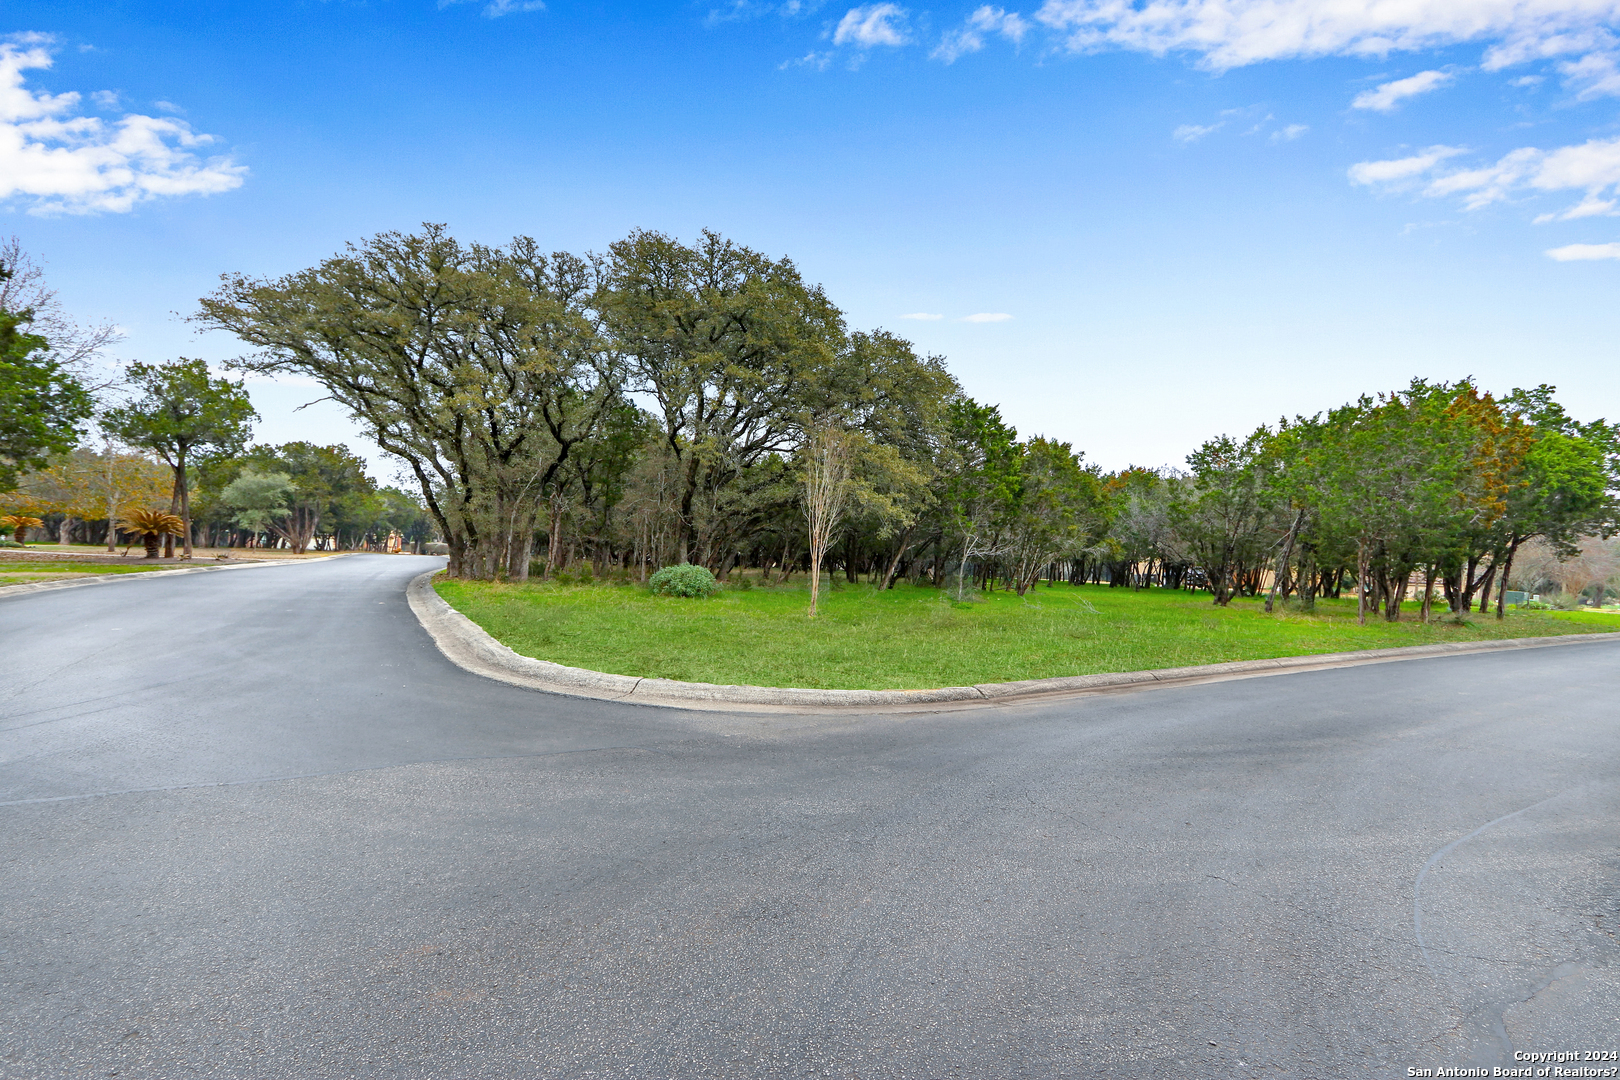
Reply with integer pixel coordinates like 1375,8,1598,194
900,312,944,320
780,49,834,69
1173,122,1222,142
0,37,246,215
834,4,909,47
1270,123,1309,142
961,312,1013,322
708,0,809,24
1352,69,1453,111
1032,0,1620,99
1546,241,1620,259
934,5,1029,62
1350,136,1620,218
439,0,545,17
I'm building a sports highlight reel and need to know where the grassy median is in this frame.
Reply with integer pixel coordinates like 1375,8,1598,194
434,576,1618,690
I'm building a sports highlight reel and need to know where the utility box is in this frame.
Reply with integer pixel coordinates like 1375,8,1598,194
1505,590,1528,607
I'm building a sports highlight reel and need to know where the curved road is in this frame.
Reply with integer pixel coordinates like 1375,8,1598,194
2,554,1617,1079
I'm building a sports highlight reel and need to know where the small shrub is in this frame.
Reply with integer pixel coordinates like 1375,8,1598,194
729,575,754,591
650,563,721,598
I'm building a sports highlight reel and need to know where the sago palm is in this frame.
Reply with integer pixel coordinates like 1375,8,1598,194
1,515,44,545
118,508,185,559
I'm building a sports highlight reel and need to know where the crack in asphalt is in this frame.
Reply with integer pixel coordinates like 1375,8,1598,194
1412,790,1569,978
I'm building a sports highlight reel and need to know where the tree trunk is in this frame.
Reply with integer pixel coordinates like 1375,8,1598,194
177,449,193,559
1458,554,1481,613
1264,509,1304,614
1475,563,1496,614
878,526,915,592
1494,544,1519,619
1356,542,1370,626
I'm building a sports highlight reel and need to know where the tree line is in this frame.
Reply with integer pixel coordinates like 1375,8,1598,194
7,226,1616,621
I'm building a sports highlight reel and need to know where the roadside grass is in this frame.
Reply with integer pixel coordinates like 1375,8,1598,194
0,561,176,587
435,575,1619,690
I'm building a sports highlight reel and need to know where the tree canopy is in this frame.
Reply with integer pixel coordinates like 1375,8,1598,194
0,289,93,492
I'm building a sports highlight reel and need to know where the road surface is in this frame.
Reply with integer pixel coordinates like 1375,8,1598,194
2,554,1616,1079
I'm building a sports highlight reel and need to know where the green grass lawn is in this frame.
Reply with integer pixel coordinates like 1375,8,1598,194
434,576,1619,690
0,561,175,586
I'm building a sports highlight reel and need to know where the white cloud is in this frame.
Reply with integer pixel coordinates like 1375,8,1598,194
0,38,246,215
834,4,909,47
962,312,1013,321
934,5,1030,62
1174,121,1222,141
90,89,119,109
1558,50,1620,96
1351,135,1620,217
1546,241,1620,258
1347,144,1466,185
1352,69,1453,111
1270,123,1309,142
1032,0,1620,94
900,312,944,319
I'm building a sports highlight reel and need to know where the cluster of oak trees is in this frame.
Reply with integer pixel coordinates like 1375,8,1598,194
196,225,1117,591
194,224,1618,623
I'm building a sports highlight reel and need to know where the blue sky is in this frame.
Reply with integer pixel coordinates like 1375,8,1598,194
4,0,1620,478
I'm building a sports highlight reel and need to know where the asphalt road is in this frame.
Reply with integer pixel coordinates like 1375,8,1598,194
2,554,1617,1080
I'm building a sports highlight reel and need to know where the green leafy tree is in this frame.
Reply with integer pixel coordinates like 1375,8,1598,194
1481,385,1617,617
102,359,257,558
220,470,295,540
934,398,1021,598
1,293,93,492
598,229,847,565
1170,430,1277,606
240,442,375,552
1002,436,1104,596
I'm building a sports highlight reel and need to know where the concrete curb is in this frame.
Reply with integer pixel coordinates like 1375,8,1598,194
407,569,1620,714
0,553,354,600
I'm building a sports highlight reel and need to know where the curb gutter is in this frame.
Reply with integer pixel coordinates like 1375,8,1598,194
0,553,354,600
407,570,1620,714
